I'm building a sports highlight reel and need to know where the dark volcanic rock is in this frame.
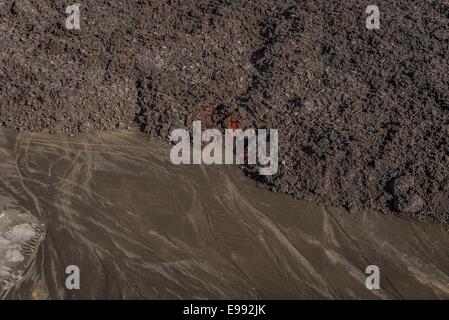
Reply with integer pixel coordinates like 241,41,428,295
1,0,448,223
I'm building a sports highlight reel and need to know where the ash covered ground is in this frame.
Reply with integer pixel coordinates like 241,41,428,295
1,0,448,223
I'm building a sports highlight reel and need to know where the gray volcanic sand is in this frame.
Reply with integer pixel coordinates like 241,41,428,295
0,128,448,299
1,1,448,222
